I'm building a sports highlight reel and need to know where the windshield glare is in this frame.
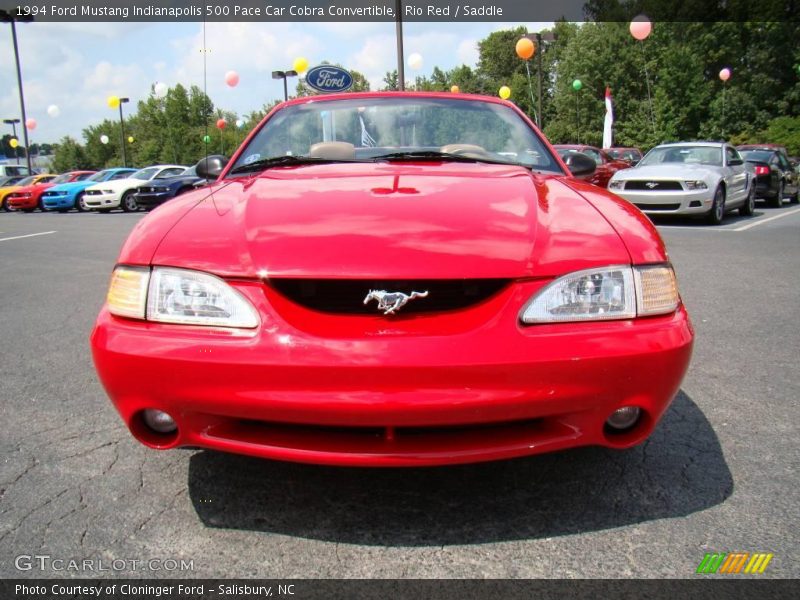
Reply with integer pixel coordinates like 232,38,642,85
51,174,73,184
17,176,36,186
130,167,158,180
229,97,561,174
640,145,722,167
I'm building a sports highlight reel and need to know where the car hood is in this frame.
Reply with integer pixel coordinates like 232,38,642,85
613,164,719,180
7,183,46,194
151,163,630,279
87,177,142,192
47,180,97,193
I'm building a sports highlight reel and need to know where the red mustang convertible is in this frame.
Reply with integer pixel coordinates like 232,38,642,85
91,92,693,467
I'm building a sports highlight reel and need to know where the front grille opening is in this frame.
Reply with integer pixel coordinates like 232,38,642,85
634,203,682,211
625,181,683,191
269,279,510,315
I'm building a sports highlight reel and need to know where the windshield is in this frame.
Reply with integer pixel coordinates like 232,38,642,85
741,150,773,162
16,176,36,186
51,174,73,184
639,145,722,167
130,167,158,181
88,170,112,182
228,97,561,175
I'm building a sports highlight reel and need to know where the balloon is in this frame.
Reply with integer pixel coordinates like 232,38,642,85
235,119,244,128
408,53,423,70
516,37,535,60
9,138,18,149
107,95,120,109
450,85,460,93
572,79,583,91
47,104,60,118
224,71,239,87
25,118,36,130
203,134,211,144
719,68,731,82
499,85,511,100
293,57,309,74
128,136,134,143
100,135,109,144
154,82,168,98
630,15,652,41
216,118,226,130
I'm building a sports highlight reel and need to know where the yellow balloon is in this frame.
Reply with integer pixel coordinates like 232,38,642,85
107,95,120,109
450,85,460,93
293,57,309,74
10,138,19,149
128,136,134,143
499,85,511,100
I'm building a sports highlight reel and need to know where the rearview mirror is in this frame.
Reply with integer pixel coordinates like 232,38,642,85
563,152,597,178
196,155,229,180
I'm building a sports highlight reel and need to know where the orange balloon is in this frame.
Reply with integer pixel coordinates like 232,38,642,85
516,38,535,60
450,85,460,93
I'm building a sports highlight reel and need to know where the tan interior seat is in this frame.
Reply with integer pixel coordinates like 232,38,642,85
440,144,493,159
308,142,356,161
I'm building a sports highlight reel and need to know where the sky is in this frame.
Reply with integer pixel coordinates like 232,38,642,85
0,20,551,144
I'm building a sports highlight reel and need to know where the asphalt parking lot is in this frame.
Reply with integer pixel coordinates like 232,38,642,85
0,202,798,579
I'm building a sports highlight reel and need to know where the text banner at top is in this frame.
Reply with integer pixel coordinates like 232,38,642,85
0,0,795,22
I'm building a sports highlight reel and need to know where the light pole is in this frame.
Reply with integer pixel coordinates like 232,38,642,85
118,97,129,167
1,9,34,173
3,118,21,164
522,31,557,130
396,0,405,90
272,70,298,101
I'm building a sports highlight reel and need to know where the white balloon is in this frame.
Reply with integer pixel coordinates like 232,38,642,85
47,104,60,118
408,53,423,70
100,134,109,144
235,119,244,128
154,82,168,98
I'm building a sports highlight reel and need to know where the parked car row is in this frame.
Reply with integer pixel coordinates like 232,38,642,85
0,159,220,213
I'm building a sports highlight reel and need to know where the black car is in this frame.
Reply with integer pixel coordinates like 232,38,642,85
740,148,799,207
133,162,216,209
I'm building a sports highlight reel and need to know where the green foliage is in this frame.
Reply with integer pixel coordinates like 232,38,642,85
51,137,90,172
761,116,800,155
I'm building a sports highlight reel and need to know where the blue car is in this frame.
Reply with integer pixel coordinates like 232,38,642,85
41,168,136,212
133,164,213,209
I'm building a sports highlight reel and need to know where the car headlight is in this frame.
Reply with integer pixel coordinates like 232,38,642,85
608,180,624,190
106,266,259,328
684,180,707,190
520,265,679,324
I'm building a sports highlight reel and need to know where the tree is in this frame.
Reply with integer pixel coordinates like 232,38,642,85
51,137,90,171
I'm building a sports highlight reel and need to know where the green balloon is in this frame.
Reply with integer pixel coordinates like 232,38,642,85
572,79,583,91
203,135,211,144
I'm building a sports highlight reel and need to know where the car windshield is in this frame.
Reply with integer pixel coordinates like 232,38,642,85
51,173,73,184
130,167,158,181
16,176,36,186
639,145,722,167
228,96,562,175
741,150,773,162
88,170,112,182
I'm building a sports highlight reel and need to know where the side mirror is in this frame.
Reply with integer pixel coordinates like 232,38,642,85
728,158,743,166
563,152,597,178
196,155,229,180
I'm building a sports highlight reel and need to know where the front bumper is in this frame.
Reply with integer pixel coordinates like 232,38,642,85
612,188,713,215
91,279,694,466
42,192,75,209
7,194,37,210
134,191,172,207
84,192,121,209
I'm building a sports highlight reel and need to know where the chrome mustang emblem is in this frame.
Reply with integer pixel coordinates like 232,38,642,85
363,289,429,315
645,182,660,189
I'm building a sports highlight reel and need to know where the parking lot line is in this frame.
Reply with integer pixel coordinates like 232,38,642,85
0,231,56,243
729,207,800,231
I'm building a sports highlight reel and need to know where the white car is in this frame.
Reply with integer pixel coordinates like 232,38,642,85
83,165,187,212
608,142,754,225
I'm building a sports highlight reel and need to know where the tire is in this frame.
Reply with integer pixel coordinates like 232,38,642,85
706,185,726,225
75,192,88,212
771,181,783,208
0,197,9,212
739,184,755,216
121,190,138,213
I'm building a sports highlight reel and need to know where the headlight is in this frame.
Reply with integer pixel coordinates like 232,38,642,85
684,180,707,190
106,266,259,328
520,265,679,324
608,180,624,190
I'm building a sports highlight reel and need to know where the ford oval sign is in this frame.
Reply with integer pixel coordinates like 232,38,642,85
305,65,354,93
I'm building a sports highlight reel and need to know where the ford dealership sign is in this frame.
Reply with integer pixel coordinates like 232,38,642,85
305,65,354,93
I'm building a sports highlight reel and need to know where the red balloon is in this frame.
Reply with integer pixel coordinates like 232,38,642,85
630,16,652,41
216,118,227,130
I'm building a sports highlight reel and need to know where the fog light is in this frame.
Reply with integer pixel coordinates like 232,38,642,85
142,409,177,433
606,406,641,431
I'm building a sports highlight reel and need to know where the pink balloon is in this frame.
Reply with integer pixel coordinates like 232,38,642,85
719,68,731,82
630,16,652,41
216,118,227,130
25,118,37,131
225,71,239,87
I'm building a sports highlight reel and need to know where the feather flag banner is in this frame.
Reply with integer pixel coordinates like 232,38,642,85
603,87,614,149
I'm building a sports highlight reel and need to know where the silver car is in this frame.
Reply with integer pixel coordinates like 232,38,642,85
608,142,755,225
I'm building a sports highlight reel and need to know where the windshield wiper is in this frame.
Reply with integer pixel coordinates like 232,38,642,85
370,150,519,166
229,155,362,175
